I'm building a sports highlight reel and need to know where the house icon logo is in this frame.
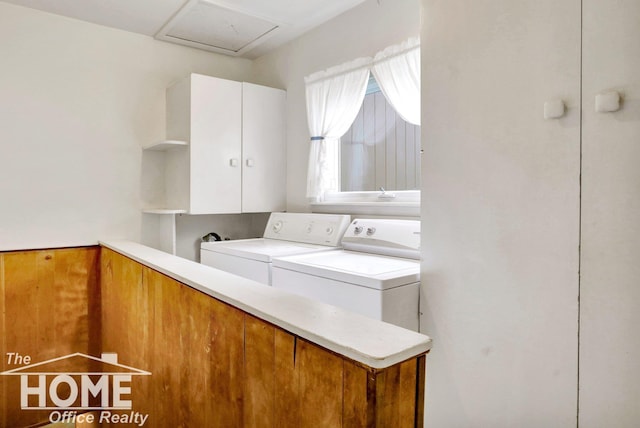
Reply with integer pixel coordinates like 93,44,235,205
1,352,151,425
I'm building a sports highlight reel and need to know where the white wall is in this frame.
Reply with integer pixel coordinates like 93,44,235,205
0,2,252,251
420,0,581,426
250,0,421,212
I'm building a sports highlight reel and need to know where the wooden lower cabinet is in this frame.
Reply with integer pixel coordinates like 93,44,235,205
101,248,426,427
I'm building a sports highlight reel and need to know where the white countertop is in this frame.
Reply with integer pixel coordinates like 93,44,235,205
100,240,432,369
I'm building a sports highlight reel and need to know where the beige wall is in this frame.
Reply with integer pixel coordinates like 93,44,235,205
0,2,252,251
250,0,421,212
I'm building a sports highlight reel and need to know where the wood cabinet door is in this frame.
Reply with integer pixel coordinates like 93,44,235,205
241,82,286,213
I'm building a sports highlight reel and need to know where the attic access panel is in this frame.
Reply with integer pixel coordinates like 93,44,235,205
156,0,280,56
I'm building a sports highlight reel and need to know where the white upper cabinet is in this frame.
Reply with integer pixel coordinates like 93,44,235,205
242,82,286,213
143,74,286,214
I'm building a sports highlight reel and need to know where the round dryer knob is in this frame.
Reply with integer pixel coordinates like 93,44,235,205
354,226,364,235
366,227,376,236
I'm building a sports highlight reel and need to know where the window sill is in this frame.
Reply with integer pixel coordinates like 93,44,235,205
311,191,420,217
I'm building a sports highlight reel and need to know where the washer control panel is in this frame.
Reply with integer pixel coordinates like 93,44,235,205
341,219,420,259
263,213,351,246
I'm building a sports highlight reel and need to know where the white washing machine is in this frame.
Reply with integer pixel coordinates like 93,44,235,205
271,219,420,331
200,212,351,285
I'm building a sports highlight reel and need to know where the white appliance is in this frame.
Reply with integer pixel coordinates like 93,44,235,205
271,219,420,331
200,212,351,285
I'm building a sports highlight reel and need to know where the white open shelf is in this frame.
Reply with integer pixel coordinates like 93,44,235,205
143,140,188,151
142,208,187,214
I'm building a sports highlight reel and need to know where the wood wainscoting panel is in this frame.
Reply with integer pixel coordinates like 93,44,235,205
0,252,4,428
297,339,344,428
343,361,370,427
375,358,418,427
1,247,100,428
143,267,245,427
101,248,151,427
177,272,216,428
274,329,300,426
147,268,183,426
244,314,276,427
206,286,245,426
98,248,426,428
1,245,427,427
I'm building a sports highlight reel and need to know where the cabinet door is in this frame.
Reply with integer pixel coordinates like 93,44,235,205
420,0,581,426
190,75,242,214
580,0,640,426
242,82,286,213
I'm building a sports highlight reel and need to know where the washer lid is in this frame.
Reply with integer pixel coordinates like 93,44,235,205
272,250,419,290
201,238,337,263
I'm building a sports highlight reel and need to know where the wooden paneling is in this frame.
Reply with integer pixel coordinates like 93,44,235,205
298,339,344,428
374,92,387,191
341,90,421,192
148,269,184,426
1,253,4,428
375,358,417,427
3,247,426,427
273,329,300,426
177,272,215,428
139,267,245,427
244,315,275,427
415,355,426,428
343,361,370,427
385,98,397,191
206,288,244,427
344,358,425,428
99,251,426,428
100,248,151,427
0,247,100,428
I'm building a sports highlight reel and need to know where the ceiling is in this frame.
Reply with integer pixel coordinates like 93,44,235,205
1,0,367,59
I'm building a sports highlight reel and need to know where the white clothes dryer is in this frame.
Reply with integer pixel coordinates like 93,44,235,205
200,212,351,285
271,219,420,331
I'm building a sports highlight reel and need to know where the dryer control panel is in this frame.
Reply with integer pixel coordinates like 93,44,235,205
263,213,351,246
341,219,420,259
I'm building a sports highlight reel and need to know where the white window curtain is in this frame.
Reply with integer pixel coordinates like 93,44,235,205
371,37,421,125
304,57,372,200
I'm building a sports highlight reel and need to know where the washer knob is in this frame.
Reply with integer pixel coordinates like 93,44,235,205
326,227,334,235
354,226,364,235
272,221,283,233
366,227,376,236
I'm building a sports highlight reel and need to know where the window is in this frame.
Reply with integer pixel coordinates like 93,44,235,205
304,37,420,215
340,75,421,192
